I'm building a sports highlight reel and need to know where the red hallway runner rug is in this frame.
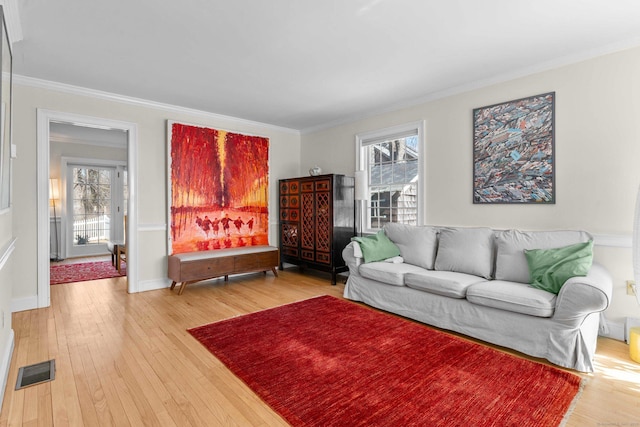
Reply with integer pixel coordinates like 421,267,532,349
50,261,126,285
189,295,583,427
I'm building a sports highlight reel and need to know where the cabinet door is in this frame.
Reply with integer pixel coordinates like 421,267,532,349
279,179,300,259
280,223,299,257
314,183,331,264
300,191,315,261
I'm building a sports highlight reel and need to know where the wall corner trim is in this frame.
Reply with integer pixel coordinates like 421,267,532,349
0,329,14,410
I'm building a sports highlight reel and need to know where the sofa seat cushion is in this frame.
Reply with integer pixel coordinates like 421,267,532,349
358,262,426,287
405,271,487,298
466,280,557,318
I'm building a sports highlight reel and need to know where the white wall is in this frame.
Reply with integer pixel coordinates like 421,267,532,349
301,46,640,331
0,213,14,409
49,141,127,181
11,80,301,303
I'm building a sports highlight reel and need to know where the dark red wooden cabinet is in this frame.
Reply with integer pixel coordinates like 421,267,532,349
279,174,354,284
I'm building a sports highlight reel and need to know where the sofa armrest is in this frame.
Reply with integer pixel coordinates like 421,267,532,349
342,241,363,277
553,263,612,324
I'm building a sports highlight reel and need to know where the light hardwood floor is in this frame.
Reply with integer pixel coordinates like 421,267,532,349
0,269,638,426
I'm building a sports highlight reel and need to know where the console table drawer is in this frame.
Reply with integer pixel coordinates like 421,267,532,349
177,257,234,282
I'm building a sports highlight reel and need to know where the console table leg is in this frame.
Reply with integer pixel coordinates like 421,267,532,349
178,281,189,295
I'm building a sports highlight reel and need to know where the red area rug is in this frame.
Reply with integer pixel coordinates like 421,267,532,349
188,295,583,427
50,261,126,285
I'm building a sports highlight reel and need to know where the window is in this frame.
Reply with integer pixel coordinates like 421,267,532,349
356,121,425,233
71,166,112,246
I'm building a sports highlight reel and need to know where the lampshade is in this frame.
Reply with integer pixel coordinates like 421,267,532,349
354,170,368,201
49,178,60,201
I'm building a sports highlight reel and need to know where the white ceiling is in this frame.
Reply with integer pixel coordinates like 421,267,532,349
12,1,640,132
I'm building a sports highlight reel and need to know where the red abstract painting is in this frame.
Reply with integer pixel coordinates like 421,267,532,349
168,122,269,254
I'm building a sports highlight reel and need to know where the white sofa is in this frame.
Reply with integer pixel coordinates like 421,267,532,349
342,224,612,372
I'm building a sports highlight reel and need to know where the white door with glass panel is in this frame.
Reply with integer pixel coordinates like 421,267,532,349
65,164,126,258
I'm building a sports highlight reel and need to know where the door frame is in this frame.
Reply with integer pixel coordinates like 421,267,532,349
37,109,139,307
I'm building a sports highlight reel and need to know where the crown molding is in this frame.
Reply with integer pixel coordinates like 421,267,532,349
301,39,640,135
0,0,22,43
13,74,300,136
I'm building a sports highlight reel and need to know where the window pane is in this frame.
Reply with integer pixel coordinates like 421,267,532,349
378,142,392,164
99,184,111,200
406,159,418,182
393,162,406,183
73,199,84,215
370,163,382,185
87,169,98,184
99,170,110,184
73,183,85,200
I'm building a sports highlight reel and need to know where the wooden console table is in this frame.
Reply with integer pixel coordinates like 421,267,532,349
167,246,279,295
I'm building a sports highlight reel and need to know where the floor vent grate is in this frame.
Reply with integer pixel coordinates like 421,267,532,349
15,360,55,390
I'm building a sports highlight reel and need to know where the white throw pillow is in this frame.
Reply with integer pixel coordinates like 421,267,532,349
434,227,495,279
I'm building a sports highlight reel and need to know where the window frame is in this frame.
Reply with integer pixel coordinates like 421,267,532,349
60,156,127,259
355,121,426,234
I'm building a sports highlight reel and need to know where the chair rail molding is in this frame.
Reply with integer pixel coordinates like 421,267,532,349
593,233,631,248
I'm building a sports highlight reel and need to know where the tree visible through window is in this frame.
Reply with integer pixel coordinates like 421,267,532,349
356,122,424,233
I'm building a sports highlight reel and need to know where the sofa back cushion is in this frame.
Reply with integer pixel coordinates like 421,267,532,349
434,227,495,279
494,229,593,284
383,223,439,270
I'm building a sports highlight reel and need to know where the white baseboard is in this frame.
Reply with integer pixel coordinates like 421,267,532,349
11,296,38,313
0,329,15,410
137,278,172,293
600,320,625,342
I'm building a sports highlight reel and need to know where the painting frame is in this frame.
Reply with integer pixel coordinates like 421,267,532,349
166,121,270,255
472,92,555,204
0,5,12,210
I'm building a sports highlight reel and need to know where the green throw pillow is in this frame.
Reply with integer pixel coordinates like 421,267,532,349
524,240,594,294
352,230,401,263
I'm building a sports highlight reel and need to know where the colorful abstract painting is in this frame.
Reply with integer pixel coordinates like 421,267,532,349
473,92,555,204
168,122,269,254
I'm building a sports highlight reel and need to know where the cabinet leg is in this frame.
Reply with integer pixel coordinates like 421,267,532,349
271,267,278,277
170,281,177,290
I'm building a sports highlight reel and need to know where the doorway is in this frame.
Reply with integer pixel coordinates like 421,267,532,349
37,110,138,308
